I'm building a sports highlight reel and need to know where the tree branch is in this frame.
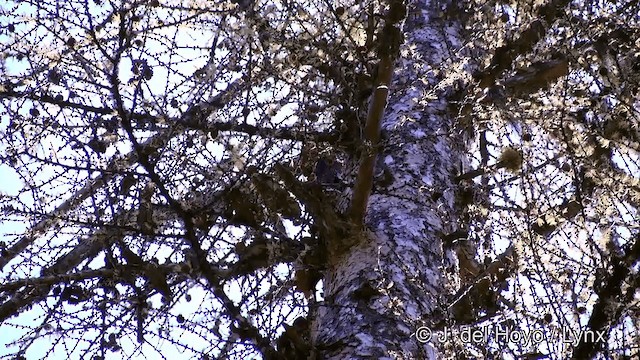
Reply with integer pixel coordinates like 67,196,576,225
348,18,402,226
474,0,572,88
572,234,640,358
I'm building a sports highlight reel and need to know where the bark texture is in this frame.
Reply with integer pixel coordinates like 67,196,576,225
314,1,468,358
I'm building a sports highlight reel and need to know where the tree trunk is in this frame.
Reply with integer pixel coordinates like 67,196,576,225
314,1,469,358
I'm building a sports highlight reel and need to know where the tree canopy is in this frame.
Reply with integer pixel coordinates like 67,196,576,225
1,0,640,359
